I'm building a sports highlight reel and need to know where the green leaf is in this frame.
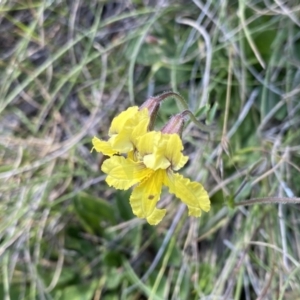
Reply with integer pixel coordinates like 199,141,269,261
115,190,134,221
207,102,219,125
105,268,123,290
103,251,123,268
54,280,98,300
73,192,116,234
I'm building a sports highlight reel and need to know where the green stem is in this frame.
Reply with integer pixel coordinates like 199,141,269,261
155,91,188,110
155,92,215,133
181,109,216,132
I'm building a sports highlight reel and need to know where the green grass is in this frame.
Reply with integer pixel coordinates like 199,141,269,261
1,1,300,299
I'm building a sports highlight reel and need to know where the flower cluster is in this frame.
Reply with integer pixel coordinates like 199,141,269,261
92,94,210,225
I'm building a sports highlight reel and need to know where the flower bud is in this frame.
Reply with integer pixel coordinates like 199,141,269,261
139,97,160,130
161,113,185,135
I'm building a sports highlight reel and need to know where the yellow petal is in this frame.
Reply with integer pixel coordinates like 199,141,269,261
110,108,150,153
139,133,188,171
127,150,135,161
164,171,210,216
147,208,167,225
131,107,149,126
91,136,117,156
162,134,188,171
138,131,170,170
130,116,149,147
143,153,170,170
109,106,139,136
129,169,166,225
137,131,159,156
101,156,152,190
109,132,133,153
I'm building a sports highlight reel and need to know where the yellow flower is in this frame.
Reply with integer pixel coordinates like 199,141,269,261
91,106,150,156
101,131,210,225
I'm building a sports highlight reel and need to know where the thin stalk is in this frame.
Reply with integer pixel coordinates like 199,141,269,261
155,91,189,110
181,109,215,132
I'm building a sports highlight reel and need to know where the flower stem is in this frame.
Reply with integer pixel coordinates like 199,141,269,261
181,109,216,132
155,91,188,110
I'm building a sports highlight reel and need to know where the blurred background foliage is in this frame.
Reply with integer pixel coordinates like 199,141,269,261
1,0,300,299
